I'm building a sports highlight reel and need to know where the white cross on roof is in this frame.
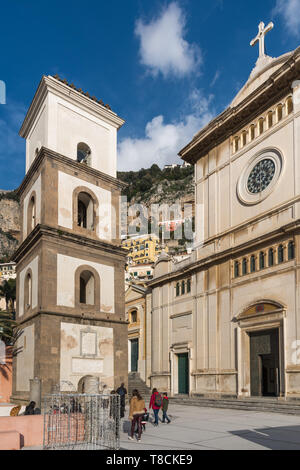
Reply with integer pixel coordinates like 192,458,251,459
250,21,274,59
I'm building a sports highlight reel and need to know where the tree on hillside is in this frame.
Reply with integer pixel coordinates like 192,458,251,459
0,278,16,311
0,279,17,346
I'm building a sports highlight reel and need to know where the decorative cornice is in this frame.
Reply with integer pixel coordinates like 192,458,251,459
16,146,127,196
16,310,128,327
148,218,300,287
12,224,127,264
179,46,300,163
19,75,125,139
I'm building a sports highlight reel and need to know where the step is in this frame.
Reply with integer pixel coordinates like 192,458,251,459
169,397,300,415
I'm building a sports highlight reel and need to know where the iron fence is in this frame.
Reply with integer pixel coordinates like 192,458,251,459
43,393,120,450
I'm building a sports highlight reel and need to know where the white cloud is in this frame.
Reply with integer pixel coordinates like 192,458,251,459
118,90,214,171
273,0,300,37
135,2,201,78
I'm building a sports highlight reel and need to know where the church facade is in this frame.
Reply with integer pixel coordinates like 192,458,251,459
11,75,128,402
149,30,300,399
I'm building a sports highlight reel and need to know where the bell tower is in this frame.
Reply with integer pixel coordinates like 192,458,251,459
12,75,128,402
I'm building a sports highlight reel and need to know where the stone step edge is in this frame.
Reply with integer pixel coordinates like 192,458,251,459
169,398,300,408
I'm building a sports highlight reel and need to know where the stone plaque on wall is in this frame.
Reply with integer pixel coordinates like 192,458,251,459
80,329,97,356
72,358,103,374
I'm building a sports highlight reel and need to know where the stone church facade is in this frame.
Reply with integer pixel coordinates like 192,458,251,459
149,38,300,399
11,75,128,403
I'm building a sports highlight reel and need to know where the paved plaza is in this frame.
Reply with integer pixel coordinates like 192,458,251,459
120,405,300,450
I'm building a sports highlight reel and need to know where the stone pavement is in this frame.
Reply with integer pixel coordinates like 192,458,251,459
120,404,300,450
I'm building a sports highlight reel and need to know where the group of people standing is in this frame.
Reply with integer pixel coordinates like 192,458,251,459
128,387,171,442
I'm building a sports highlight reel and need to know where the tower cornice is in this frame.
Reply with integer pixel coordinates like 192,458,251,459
19,75,125,139
12,223,127,264
16,146,128,197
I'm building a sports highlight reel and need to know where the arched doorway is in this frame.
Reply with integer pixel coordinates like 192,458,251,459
77,375,93,393
235,301,286,398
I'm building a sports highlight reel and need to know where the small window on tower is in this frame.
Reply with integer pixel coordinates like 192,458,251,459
77,143,91,166
24,272,32,310
28,195,36,233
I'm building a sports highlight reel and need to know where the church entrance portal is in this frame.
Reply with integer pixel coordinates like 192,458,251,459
249,329,280,397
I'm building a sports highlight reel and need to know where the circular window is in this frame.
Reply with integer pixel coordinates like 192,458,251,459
247,159,276,194
237,149,283,205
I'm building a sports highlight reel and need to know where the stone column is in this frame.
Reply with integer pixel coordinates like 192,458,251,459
30,377,41,409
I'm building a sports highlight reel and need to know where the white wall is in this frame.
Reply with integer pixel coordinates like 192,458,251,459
26,105,47,172
26,91,118,177
56,254,115,313
60,322,114,391
16,324,35,391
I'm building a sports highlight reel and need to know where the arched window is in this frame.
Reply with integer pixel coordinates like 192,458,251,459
181,280,185,295
278,244,284,264
258,118,264,136
28,195,36,233
77,192,94,230
286,97,293,115
249,125,255,141
268,248,274,267
234,261,240,278
288,241,295,260
250,255,256,273
77,143,91,165
277,104,283,122
187,278,191,293
259,251,265,270
267,111,273,129
233,136,239,153
241,131,247,147
79,271,95,305
176,282,180,297
242,258,247,276
24,272,32,310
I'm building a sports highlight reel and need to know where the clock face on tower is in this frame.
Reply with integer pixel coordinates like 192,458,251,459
247,158,276,194
237,149,283,205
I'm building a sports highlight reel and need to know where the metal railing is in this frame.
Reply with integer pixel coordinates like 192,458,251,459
43,393,120,450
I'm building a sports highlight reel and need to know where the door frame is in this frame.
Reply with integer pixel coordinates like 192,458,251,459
236,306,286,398
170,344,191,396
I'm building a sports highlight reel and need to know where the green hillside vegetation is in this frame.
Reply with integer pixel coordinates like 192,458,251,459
117,164,194,205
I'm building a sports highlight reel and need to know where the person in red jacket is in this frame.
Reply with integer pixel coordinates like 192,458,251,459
149,388,162,426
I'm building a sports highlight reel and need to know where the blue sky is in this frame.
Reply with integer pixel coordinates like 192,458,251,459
0,0,299,190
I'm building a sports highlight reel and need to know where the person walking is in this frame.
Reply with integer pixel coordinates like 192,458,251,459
149,388,162,426
116,382,127,418
128,389,146,442
161,392,171,424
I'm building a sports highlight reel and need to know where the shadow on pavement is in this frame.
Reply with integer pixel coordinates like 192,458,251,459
230,425,300,450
